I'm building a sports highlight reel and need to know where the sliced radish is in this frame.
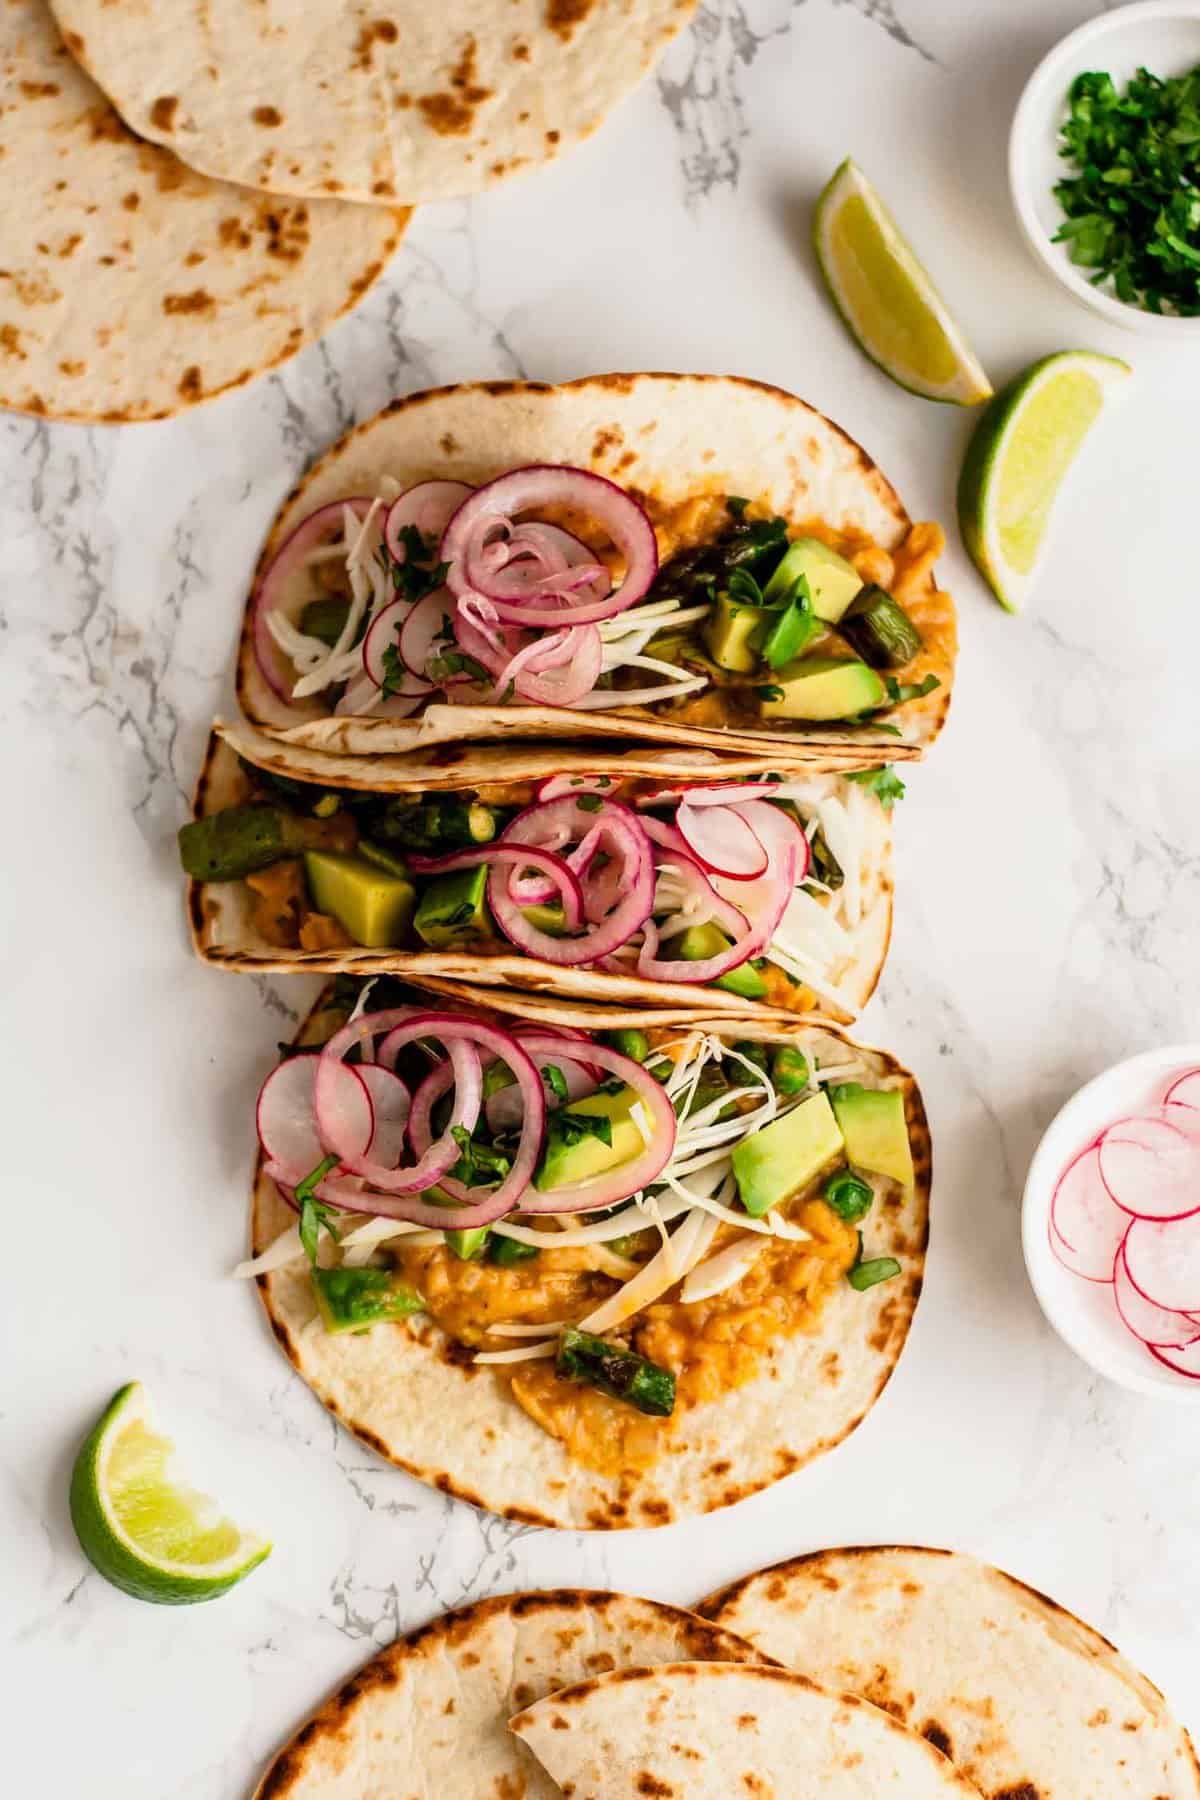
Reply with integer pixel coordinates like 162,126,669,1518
1049,1143,1127,1281
1148,1339,1200,1380
1124,1209,1200,1313
356,1065,411,1169
1164,1068,1200,1112
362,598,408,687
1098,1109,1200,1221
384,480,474,561
256,1055,324,1179
676,801,768,880
1113,1242,1200,1348
399,587,457,683
311,1059,374,1163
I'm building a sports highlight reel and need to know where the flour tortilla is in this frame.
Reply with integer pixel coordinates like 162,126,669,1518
253,1590,762,1799
0,1,404,423
47,0,696,208
235,374,955,759
252,984,930,1529
510,1661,983,1797
700,1546,1200,1799
191,722,893,1024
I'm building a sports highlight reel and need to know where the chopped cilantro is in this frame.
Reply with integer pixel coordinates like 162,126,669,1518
576,793,603,813
542,1063,569,1102
296,1155,341,1265
847,765,906,810
449,1126,512,1189
380,641,406,699
756,683,785,702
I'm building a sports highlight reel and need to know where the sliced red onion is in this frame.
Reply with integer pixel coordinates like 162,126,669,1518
398,1022,546,1220
676,800,769,880
406,845,585,934
488,797,655,966
453,594,518,679
485,1054,595,1133
384,481,474,561
513,1034,677,1214
252,498,372,702
638,817,749,941
635,811,797,985
497,624,604,708
440,465,657,627
514,1023,605,1083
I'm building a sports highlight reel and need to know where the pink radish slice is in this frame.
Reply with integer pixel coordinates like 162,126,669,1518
1149,1339,1200,1379
1098,1109,1200,1221
1164,1068,1200,1112
384,481,474,561
1049,1143,1127,1281
399,587,460,683
676,801,768,880
1124,1209,1200,1312
1113,1242,1200,1348
362,598,408,687
356,1065,411,1169
257,1055,325,1178
311,1059,374,1163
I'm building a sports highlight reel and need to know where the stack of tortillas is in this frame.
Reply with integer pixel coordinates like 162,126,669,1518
2,0,694,422
253,1551,1200,1797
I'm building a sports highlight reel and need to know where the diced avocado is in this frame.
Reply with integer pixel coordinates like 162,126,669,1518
830,1083,914,1187
759,657,886,722
763,538,862,622
837,585,923,669
703,592,768,673
412,864,494,948
670,922,768,999
534,1085,646,1191
732,1090,845,1217
303,850,416,949
178,804,355,882
358,839,410,880
521,899,567,937
299,596,352,647
445,1225,491,1261
311,1266,423,1334
488,1234,539,1266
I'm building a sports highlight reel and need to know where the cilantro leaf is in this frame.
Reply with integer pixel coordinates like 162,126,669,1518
295,1154,341,1266
379,641,406,699
847,765,906,810
542,1063,569,1102
449,1125,512,1189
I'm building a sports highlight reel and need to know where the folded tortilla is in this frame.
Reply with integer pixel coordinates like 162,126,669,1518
236,373,956,760
700,1546,1200,1799
190,721,894,1024
509,1661,983,1797
253,1590,761,1799
251,982,930,1529
1,1,404,422
48,0,697,207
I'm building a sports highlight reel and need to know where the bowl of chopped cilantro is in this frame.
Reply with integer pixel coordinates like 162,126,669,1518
1010,1,1200,333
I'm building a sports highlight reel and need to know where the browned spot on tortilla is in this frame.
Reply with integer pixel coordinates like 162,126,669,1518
416,34,491,137
821,1349,840,1382
254,105,283,126
63,30,85,54
150,95,178,131
513,40,530,59
635,1776,674,1798
87,105,126,143
120,190,141,212
372,179,396,196
591,424,623,458
354,18,400,67
163,289,215,316
57,359,85,376
0,324,26,361
177,365,203,400
56,233,83,258
439,432,461,455
994,1788,1040,1800
259,205,312,263
184,251,205,267
218,216,253,250
153,157,187,192
922,1721,952,1758
546,128,560,144
546,0,594,39
19,80,59,98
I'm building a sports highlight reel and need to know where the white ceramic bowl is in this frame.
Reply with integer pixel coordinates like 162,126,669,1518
1009,1,1200,336
1022,1044,1200,1396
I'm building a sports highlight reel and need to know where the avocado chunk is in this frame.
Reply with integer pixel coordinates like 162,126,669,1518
445,1225,491,1261
759,656,886,722
299,596,352,647
837,585,923,669
762,538,862,622
412,864,494,948
311,1266,423,1334
357,839,410,879
703,593,769,673
179,803,355,882
670,922,769,999
521,899,567,937
830,1083,914,1187
534,1085,646,1191
732,1090,845,1217
303,850,416,949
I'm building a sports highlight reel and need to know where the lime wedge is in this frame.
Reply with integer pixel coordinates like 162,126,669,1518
813,159,992,405
69,1382,270,1605
958,351,1131,612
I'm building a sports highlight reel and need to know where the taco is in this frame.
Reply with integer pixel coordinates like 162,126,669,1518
509,1662,983,1798
700,1546,1200,1799
235,374,956,760
244,976,929,1529
253,1589,762,1798
48,0,697,208
183,720,897,1023
0,0,404,423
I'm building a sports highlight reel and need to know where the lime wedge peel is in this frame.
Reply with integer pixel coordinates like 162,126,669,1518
957,351,1131,613
69,1381,270,1605
813,157,993,406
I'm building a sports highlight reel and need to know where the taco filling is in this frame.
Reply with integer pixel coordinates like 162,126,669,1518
243,980,916,1475
251,469,944,734
183,754,901,1017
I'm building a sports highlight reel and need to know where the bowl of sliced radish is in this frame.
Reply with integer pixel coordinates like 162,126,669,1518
1023,1047,1200,1396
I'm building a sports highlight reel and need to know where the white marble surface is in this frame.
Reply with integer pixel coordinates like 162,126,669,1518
4,1,1200,1791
